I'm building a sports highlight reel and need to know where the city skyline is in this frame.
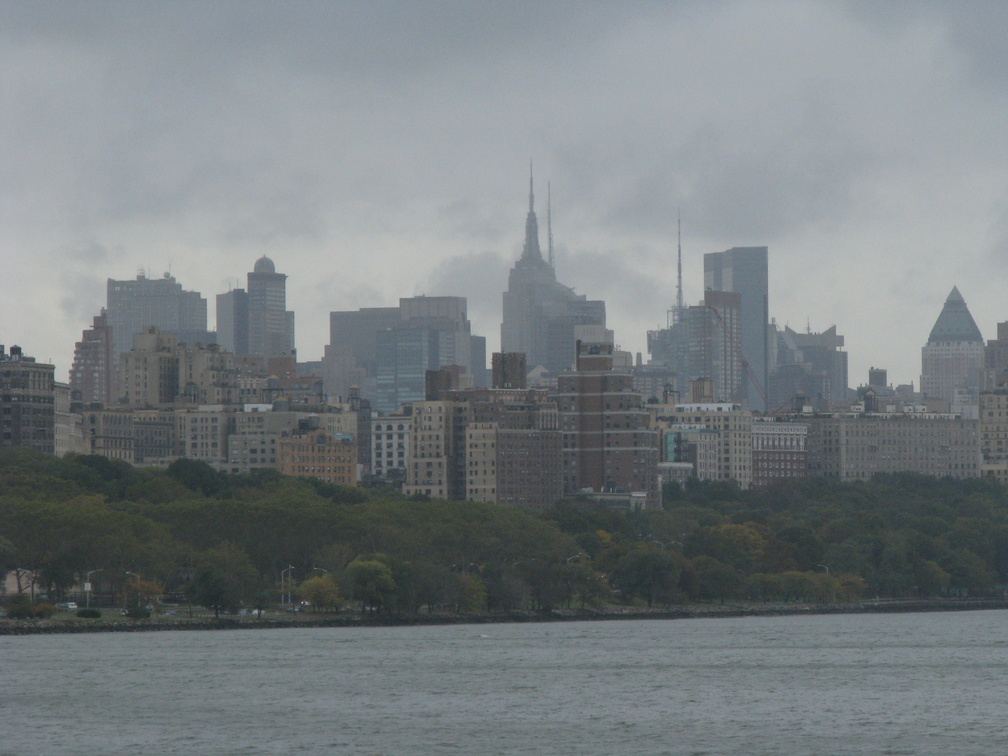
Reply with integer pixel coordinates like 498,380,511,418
4,2,1008,387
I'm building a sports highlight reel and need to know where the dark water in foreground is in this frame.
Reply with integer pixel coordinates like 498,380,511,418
2,610,1007,755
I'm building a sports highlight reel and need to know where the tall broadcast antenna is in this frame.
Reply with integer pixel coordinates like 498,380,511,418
547,181,555,270
668,210,684,328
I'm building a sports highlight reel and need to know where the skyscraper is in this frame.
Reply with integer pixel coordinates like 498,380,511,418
106,271,212,364
69,309,115,406
246,256,295,356
216,287,248,355
647,291,743,404
501,170,606,376
703,247,769,410
921,286,984,408
326,297,488,413
768,324,849,410
374,296,486,413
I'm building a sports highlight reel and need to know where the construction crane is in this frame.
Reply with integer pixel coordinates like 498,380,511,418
704,302,769,410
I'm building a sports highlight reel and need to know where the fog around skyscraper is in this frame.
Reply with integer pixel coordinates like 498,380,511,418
4,2,1008,387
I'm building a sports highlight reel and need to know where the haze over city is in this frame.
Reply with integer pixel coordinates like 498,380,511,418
4,1,1008,385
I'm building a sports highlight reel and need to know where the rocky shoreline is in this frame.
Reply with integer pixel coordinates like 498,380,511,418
2,598,1007,636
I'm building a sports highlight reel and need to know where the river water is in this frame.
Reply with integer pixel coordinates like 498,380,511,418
2,610,1006,755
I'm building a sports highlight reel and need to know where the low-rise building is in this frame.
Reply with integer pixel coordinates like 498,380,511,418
0,345,55,455
82,408,134,462
54,382,85,457
277,429,357,486
650,402,753,488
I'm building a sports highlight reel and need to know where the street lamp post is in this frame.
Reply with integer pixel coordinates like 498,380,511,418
281,565,295,606
85,569,102,609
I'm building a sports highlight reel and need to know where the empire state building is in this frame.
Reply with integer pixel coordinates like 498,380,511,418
500,170,605,376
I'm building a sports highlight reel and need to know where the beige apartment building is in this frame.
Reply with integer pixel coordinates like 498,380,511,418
277,428,356,486
118,328,180,407
805,411,980,480
405,389,562,506
979,388,1008,483
650,403,753,488
405,400,455,499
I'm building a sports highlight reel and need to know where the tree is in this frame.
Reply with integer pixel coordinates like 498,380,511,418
611,546,681,607
681,556,742,602
185,543,260,618
296,575,342,613
914,560,951,597
342,558,396,616
187,564,239,619
942,548,995,596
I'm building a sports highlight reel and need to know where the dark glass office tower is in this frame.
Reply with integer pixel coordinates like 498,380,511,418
704,246,769,411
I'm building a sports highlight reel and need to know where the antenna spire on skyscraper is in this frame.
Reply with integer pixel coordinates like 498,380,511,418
676,209,684,316
548,181,555,270
529,158,534,213
520,161,543,262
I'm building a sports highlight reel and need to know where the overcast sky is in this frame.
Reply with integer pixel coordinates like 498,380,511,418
3,1,1008,388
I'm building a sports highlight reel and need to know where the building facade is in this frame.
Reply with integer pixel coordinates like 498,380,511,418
805,411,980,481
0,346,55,455
117,328,181,407
768,324,848,410
246,256,295,357
920,286,984,410
69,310,115,406
328,297,487,414
703,246,770,411
501,172,606,377
371,411,411,482
106,271,212,366
555,342,660,507
650,402,754,488
751,419,808,487
277,429,356,486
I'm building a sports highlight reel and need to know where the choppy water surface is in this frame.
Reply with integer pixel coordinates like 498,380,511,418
2,610,1007,755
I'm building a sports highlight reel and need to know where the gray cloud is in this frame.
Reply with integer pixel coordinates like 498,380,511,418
425,250,511,342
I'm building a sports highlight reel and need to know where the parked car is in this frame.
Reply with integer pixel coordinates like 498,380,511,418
56,602,78,611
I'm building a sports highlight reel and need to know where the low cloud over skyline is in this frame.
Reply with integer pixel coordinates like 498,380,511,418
4,1,1008,387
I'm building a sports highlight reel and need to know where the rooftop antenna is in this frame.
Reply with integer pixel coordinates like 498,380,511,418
668,209,683,329
528,158,534,213
676,209,683,314
547,181,555,270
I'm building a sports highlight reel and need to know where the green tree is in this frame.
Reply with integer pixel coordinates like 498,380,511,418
681,556,741,602
342,558,396,616
186,543,259,618
296,575,342,613
914,560,951,597
611,546,681,607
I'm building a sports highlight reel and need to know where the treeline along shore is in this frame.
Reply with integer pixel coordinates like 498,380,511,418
4,599,1008,636
2,448,1008,628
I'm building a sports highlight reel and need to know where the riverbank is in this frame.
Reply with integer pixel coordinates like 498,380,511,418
3,597,1007,635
